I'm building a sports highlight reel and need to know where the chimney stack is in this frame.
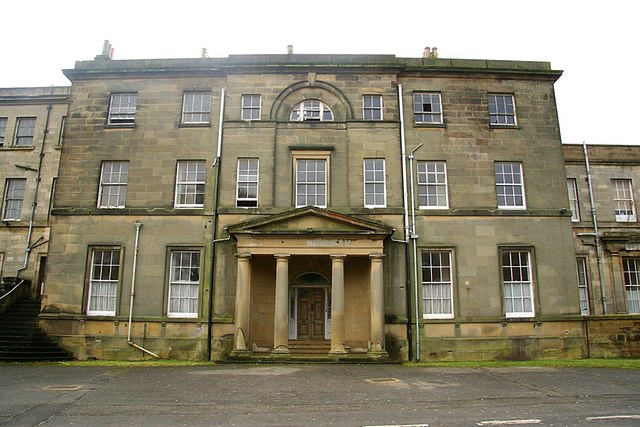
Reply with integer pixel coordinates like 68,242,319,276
287,45,294,55
95,40,114,60
423,46,438,59
201,48,209,58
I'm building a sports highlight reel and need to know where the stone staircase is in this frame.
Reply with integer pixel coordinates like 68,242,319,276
288,340,332,359
0,299,75,362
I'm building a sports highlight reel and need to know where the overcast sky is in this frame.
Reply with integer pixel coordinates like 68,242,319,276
2,0,636,145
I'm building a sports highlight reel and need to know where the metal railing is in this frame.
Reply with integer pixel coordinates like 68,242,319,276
0,278,27,302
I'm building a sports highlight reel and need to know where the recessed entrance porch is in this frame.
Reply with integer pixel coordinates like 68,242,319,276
226,207,393,362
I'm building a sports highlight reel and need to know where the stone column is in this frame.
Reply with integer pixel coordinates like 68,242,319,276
272,254,290,355
232,253,251,354
330,254,347,355
369,253,387,357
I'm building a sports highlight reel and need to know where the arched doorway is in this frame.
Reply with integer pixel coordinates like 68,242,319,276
288,272,331,341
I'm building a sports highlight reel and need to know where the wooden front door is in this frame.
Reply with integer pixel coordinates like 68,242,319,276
297,288,325,340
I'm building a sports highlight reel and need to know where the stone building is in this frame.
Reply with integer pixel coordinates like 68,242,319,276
0,87,68,300
39,46,588,361
564,144,640,357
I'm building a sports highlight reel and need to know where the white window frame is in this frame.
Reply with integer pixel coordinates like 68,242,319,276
168,250,201,318
495,162,526,210
501,250,535,318
363,95,383,120
488,94,517,126
174,161,206,208
413,92,442,124
182,92,211,124
98,161,129,209
363,159,386,208
2,178,26,221
421,250,454,319
236,158,259,207
290,100,334,122
14,117,36,147
241,95,261,121
87,248,121,316
576,257,590,315
294,155,328,208
0,117,8,147
612,179,636,222
417,161,449,209
567,178,580,222
108,93,137,125
623,257,640,314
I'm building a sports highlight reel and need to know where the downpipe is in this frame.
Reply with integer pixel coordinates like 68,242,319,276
16,104,52,277
127,221,160,358
408,143,423,361
583,142,607,315
207,88,226,361
398,84,415,361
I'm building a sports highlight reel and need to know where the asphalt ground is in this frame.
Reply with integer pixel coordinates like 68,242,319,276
1,363,639,426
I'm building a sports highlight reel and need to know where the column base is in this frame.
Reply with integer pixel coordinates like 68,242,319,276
329,345,348,355
229,349,253,358
270,345,290,358
367,349,389,361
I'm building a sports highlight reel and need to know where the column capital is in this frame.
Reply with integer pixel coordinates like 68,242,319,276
330,254,347,260
236,253,252,260
274,253,291,260
369,253,385,260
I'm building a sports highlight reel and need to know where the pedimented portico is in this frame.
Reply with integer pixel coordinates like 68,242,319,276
228,207,393,360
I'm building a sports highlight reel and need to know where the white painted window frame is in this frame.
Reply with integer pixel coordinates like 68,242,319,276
241,94,261,121
363,159,386,208
413,92,443,124
501,250,535,318
362,95,383,120
2,178,26,221
495,162,526,210
236,158,259,207
421,250,454,319
182,92,211,124
87,248,121,316
97,161,128,209
612,178,636,222
174,160,206,208
567,178,580,222
168,250,201,318
417,161,449,209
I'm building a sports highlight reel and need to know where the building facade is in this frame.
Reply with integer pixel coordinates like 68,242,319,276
0,87,68,300
39,48,590,361
564,144,640,357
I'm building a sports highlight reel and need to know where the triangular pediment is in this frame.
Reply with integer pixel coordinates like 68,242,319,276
228,206,394,237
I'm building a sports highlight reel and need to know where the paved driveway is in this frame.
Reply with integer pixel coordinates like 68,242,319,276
1,364,639,426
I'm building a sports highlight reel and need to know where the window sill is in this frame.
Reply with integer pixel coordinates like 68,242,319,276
490,124,521,130
0,146,34,151
414,123,446,129
178,123,211,128
104,124,136,129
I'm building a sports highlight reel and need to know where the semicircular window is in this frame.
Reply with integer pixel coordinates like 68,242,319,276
290,100,334,122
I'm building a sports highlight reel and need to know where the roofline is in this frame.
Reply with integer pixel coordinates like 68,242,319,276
63,54,562,82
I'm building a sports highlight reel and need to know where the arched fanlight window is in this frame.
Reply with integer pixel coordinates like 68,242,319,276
290,100,334,122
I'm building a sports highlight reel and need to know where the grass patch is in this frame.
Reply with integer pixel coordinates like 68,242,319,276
405,358,640,370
